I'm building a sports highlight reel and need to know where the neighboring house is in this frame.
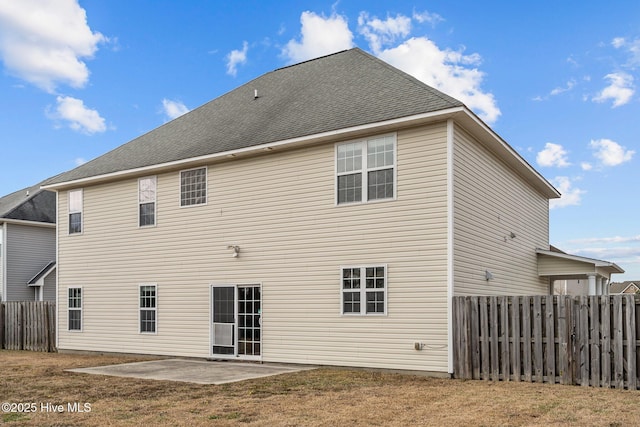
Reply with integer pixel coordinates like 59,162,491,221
0,183,56,301
609,281,640,295
43,48,621,374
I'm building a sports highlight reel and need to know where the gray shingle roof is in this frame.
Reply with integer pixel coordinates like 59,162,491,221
0,183,56,223
609,281,640,294
45,48,463,185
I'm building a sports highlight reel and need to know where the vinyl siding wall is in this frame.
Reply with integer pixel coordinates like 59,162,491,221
43,271,56,301
5,223,56,301
452,124,550,295
57,123,451,372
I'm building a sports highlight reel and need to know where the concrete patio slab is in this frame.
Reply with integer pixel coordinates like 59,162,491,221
68,358,316,385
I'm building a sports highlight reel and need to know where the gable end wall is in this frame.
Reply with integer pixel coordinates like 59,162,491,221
452,124,550,295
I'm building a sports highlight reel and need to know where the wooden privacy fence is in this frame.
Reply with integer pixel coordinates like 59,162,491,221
452,295,640,389
0,302,56,352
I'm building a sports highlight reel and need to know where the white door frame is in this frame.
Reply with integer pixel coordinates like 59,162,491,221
210,283,262,361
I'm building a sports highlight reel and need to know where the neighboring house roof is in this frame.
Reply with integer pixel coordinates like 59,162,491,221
42,48,559,198
536,248,625,275
609,281,640,294
27,261,56,286
0,182,56,224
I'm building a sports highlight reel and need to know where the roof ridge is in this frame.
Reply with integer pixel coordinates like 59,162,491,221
272,48,352,73
350,48,463,108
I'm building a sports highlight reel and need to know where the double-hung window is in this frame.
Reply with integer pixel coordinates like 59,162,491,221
139,285,157,333
68,189,83,234
341,266,387,315
180,167,207,206
138,176,156,227
336,135,396,204
68,287,82,331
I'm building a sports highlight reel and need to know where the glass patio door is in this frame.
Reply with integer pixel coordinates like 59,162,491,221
211,285,261,358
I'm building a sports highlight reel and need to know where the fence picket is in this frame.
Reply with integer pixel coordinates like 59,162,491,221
589,296,600,387
625,295,637,390
545,296,555,383
511,296,521,382
479,296,490,380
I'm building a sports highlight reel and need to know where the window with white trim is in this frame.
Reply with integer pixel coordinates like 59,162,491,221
138,176,156,226
139,285,157,333
68,287,82,331
336,135,395,204
68,189,83,234
180,167,207,206
341,266,387,315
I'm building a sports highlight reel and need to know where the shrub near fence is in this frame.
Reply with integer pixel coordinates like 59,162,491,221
0,302,56,352
452,295,640,390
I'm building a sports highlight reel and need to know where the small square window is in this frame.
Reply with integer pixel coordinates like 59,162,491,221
180,168,207,206
341,266,386,315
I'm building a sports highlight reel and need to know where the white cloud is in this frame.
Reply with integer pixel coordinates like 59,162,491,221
611,36,640,67
0,0,106,92
550,79,576,96
593,72,634,107
413,10,444,26
282,11,354,63
377,37,501,124
358,12,411,54
49,96,106,134
612,37,626,49
589,138,634,166
549,176,585,209
226,41,248,76
75,157,87,166
536,142,571,167
580,162,593,171
161,99,189,120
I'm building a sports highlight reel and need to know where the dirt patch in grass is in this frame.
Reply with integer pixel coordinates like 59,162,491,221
1,350,640,426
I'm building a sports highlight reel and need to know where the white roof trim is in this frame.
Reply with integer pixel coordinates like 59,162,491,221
42,106,559,199
536,248,625,273
0,218,56,228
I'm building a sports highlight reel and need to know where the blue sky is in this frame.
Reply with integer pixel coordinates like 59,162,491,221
1,1,639,280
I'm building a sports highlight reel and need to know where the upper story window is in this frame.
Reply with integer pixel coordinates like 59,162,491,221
180,167,207,207
139,176,156,227
336,135,396,205
68,189,83,234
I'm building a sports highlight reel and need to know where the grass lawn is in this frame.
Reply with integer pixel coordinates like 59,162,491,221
1,350,640,426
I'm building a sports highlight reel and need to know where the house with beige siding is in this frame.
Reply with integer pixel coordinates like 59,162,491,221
0,183,56,301
43,48,621,374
